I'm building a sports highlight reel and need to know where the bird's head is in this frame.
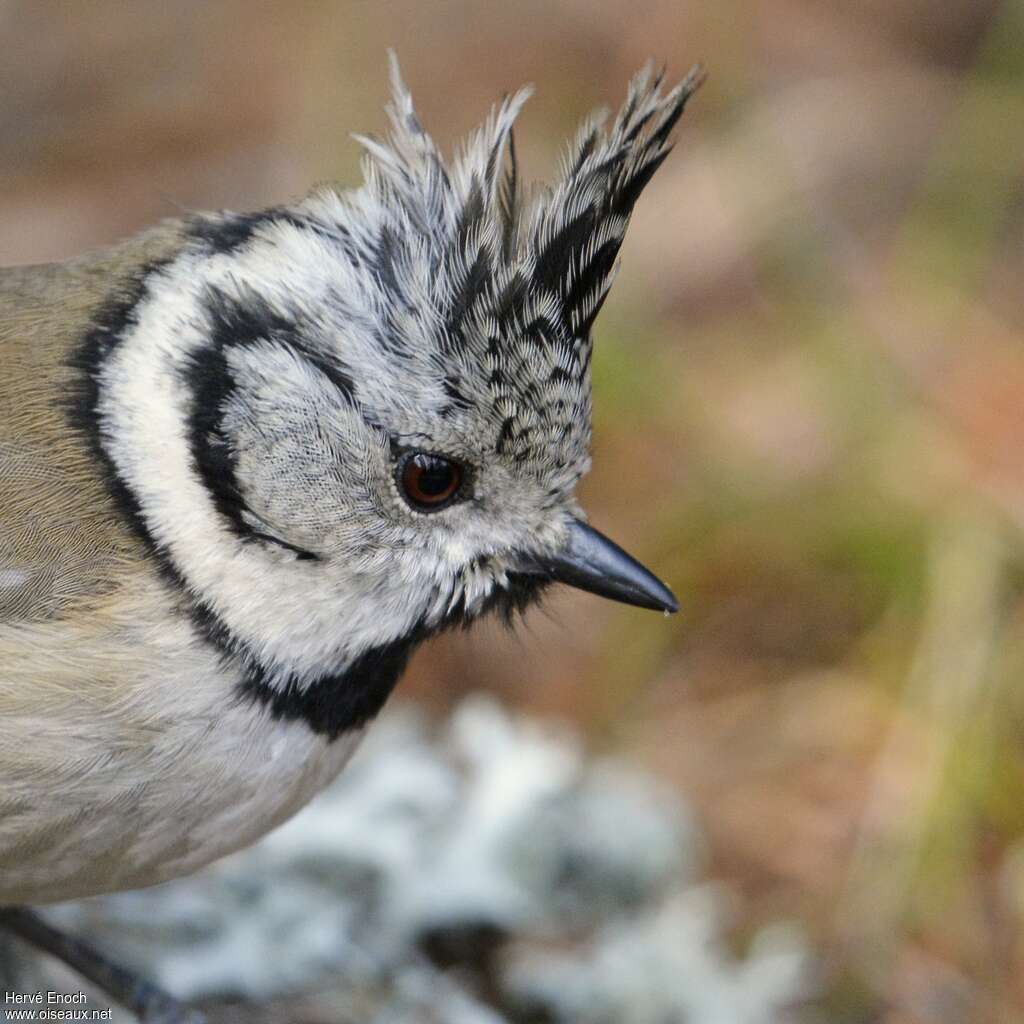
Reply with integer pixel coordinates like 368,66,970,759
86,56,702,737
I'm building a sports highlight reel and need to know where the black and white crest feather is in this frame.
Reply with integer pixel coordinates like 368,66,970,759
358,54,703,333
331,54,705,475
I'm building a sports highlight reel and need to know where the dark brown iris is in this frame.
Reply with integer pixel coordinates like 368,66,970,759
398,452,464,511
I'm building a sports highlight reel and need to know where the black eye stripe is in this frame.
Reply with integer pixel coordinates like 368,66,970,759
396,450,467,513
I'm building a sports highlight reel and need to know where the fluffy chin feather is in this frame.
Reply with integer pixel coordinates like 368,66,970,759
450,571,549,630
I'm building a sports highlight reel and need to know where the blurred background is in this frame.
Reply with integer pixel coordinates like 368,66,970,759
1,0,1023,1021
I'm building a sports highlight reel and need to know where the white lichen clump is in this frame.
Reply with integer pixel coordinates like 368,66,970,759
40,699,811,1023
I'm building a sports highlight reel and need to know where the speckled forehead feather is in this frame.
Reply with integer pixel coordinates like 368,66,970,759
336,54,705,470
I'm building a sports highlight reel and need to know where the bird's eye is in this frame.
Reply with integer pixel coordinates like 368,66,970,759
397,452,465,512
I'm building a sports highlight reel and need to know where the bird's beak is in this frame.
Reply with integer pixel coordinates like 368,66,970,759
515,518,679,613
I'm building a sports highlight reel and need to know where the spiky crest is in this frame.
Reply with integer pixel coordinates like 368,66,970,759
339,55,703,471
355,54,703,340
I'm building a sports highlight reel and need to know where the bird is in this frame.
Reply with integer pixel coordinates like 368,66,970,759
0,54,701,1018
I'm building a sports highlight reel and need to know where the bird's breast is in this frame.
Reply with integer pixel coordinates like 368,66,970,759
0,572,365,904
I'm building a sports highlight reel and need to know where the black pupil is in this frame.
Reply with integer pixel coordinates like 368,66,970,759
403,453,460,507
414,456,454,496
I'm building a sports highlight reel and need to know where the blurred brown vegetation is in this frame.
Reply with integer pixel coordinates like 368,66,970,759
2,1,1023,1020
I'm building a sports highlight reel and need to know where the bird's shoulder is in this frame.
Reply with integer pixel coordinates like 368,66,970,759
0,220,190,626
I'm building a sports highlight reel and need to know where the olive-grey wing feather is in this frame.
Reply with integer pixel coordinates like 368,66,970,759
0,224,187,625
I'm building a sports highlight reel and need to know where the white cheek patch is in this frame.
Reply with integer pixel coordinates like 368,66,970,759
96,244,432,688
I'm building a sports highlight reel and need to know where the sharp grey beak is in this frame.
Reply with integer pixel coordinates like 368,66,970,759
517,519,679,613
